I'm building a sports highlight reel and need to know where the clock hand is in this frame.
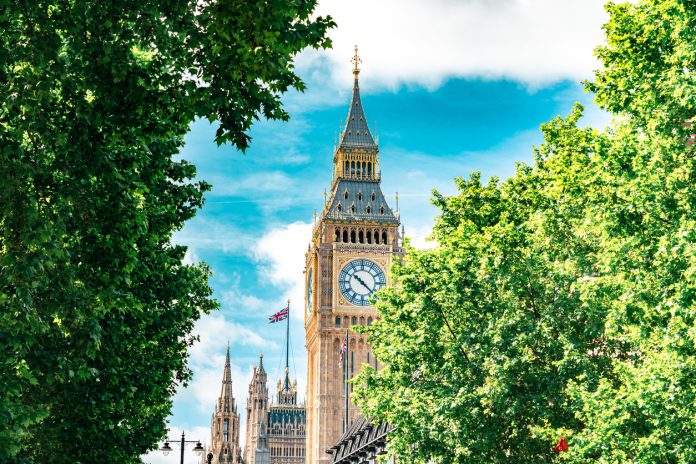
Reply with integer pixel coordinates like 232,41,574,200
352,275,373,294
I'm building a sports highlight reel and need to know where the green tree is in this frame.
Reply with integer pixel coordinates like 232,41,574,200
354,1,695,463
0,1,333,462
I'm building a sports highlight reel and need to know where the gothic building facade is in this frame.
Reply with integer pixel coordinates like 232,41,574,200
205,345,244,464
244,355,306,464
304,49,402,464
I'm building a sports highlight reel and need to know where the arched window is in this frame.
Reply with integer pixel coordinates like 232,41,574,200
368,163,372,177
380,206,384,214
335,228,340,242
382,231,387,244
359,316,365,325
350,204,355,213
367,230,372,244
358,230,364,243
367,316,373,326
362,161,366,176
350,230,356,243
371,192,376,201
335,316,341,327
344,190,349,200
351,316,357,325
343,229,348,242
366,205,371,214
358,192,362,201
337,203,342,212
345,160,349,175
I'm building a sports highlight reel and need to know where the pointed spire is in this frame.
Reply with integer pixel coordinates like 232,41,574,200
219,342,236,414
258,352,265,374
224,341,232,383
338,45,377,150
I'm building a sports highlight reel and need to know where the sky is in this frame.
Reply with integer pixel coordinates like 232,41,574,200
143,0,613,462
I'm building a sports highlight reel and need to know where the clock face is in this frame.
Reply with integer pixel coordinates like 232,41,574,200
306,268,313,315
338,259,386,306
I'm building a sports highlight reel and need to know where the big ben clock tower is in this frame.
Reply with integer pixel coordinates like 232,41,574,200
304,48,402,464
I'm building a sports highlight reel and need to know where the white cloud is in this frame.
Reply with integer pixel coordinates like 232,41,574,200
252,221,313,403
254,222,312,288
299,0,608,91
407,223,437,250
182,248,200,265
171,312,276,417
190,314,272,365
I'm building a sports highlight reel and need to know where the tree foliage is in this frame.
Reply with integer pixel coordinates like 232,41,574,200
354,1,695,463
0,1,333,462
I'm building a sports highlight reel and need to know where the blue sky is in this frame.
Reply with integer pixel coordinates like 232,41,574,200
143,1,612,461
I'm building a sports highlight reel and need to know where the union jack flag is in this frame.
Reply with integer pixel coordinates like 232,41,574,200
338,335,348,367
268,306,289,324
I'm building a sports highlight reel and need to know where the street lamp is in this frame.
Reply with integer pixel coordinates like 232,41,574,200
159,431,205,464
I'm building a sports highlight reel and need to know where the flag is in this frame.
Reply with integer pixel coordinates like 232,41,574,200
338,335,347,367
554,438,569,453
268,306,289,324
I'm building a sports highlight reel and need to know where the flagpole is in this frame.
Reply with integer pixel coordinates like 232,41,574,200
286,299,290,376
344,328,349,432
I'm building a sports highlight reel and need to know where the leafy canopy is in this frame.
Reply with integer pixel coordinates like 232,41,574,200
0,1,333,462
354,1,695,463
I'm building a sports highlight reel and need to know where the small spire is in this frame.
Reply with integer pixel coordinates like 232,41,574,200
323,188,328,206
338,47,376,150
351,45,361,79
396,192,400,213
219,343,234,409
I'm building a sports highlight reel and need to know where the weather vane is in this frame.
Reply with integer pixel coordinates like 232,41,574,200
351,45,361,78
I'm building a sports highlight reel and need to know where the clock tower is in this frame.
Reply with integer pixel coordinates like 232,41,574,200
304,48,402,464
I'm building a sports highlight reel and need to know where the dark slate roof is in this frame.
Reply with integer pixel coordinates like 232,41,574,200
338,79,377,150
324,180,398,224
327,416,392,463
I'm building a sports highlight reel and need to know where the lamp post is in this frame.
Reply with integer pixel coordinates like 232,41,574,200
159,431,205,464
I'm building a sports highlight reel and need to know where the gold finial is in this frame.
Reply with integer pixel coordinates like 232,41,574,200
323,188,328,206
313,209,318,223
351,45,361,78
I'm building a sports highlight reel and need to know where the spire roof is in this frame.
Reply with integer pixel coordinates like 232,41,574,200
219,342,236,412
338,46,377,150
223,341,232,383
